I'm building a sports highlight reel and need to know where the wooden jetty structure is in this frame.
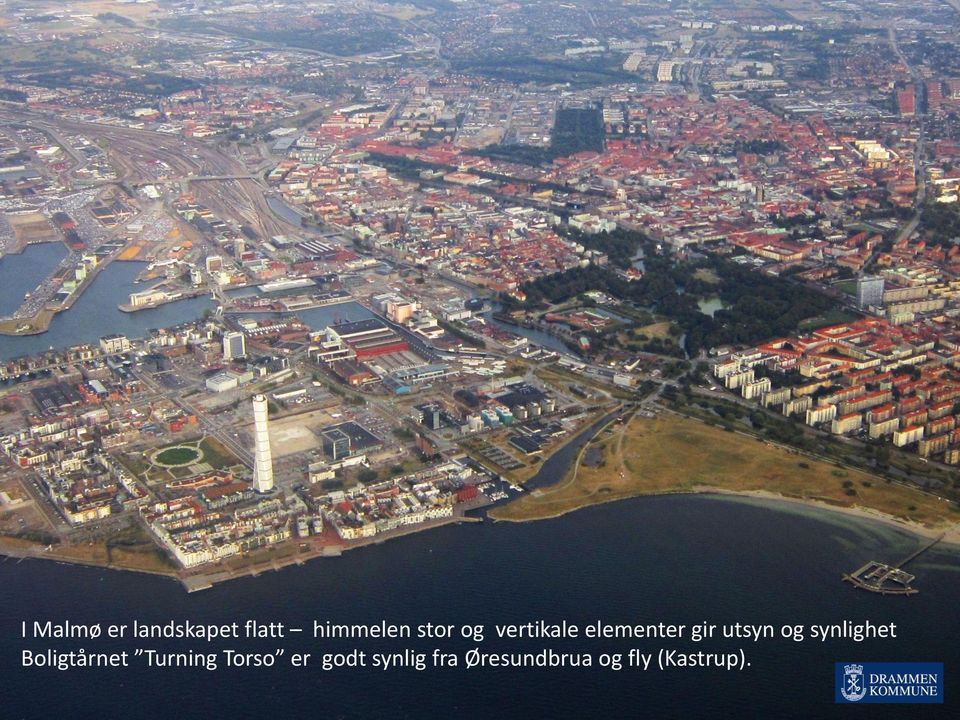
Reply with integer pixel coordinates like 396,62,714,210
843,535,944,595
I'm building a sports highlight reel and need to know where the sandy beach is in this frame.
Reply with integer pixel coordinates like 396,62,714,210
697,487,960,546
493,484,960,549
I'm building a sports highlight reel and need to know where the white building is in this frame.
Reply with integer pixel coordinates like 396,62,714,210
252,394,274,493
223,331,246,360
99,334,131,354
205,371,240,393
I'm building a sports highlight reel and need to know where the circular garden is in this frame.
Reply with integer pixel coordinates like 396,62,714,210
152,445,204,467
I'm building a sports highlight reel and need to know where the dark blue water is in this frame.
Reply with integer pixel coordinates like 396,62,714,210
3,495,958,719
0,261,212,360
0,242,67,316
488,312,571,353
485,303,571,353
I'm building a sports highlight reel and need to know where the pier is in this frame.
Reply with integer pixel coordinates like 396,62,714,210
843,534,944,595
118,287,209,312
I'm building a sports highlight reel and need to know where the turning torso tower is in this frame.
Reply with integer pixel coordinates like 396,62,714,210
251,394,274,493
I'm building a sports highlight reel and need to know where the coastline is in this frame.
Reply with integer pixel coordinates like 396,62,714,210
491,484,960,548
2,388,956,588
4,486,956,593
0,239,69,335
0,307,55,335
0,253,144,336
178,511,486,592
699,487,960,547
0,400,619,594
491,405,960,549
0,508,487,592
0,536,178,580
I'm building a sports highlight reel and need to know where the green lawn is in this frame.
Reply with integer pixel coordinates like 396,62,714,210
835,280,858,296
798,308,858,332
154,446,200,466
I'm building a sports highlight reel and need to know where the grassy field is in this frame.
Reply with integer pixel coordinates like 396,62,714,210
12,523,177,575
0,308,56,335
693,268,721,284
797,307,858,332
635,321,673,340
835,279,859,296
199,436,241,469
491,412,958,527
50,541,175,574
75,0,160,22
373,6,433,20
155,446,201,466
119,436,240,486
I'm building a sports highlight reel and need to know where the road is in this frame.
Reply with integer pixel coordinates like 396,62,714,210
887,25,926,202
131,365,254,469
874,23,928,264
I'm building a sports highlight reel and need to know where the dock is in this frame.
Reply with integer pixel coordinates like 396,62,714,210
843,534,944,595
118,287,208,312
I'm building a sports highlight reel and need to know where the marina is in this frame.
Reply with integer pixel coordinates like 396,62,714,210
843,534,944,595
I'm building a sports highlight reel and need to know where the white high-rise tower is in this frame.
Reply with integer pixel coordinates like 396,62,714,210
251,394,274,493
223,331,246,360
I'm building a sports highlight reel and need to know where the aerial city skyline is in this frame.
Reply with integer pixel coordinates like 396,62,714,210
0,0,957,584
0,2,957,715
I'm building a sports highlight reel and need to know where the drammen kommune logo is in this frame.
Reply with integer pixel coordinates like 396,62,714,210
840,664,866,702
835,662,943,704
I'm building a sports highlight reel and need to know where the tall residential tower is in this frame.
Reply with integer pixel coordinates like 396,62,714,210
251,394,274,493
856,275,885,310
223,331,246,360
